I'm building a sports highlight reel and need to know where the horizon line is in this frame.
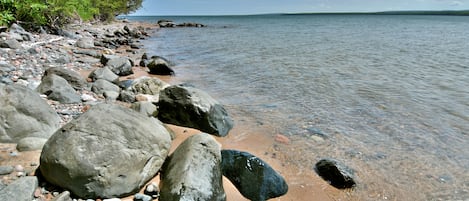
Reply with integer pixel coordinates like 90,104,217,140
124,9,469,17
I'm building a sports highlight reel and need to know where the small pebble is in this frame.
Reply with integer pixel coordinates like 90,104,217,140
9,151,18,157
14,164,24,172
16,171,24,177
134,193,152,201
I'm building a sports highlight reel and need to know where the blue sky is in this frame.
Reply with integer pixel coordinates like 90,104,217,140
132,0,469,16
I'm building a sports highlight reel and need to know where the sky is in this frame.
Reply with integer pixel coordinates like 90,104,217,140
131,0,469,16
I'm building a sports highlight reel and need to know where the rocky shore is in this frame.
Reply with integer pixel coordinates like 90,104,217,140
0,20,294,201
0,19,358,201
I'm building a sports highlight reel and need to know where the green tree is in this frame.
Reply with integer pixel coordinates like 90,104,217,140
0,0,143,27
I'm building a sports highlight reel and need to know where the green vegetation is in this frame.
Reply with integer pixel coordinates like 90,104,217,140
0,0,143,27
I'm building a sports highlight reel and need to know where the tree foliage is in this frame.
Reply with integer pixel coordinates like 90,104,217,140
0,0,143,27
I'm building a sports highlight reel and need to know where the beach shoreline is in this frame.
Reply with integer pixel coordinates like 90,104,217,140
0,19,353,201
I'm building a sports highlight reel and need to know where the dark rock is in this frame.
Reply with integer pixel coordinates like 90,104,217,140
147,57,174,76
16,137,48,151
75,37,95,48
158,85,234,137
160,133,226,201
0,166,14,175
44,67,87,90
40,103,172,199
221,150,288,201
176,22,206,27
0,39,21,49
0,176,38,201
88,67,119,83
157,20,176,28
37,74,81,103
91,79,120,96
105,57,134,76
0,83,61,142
315,158,356,189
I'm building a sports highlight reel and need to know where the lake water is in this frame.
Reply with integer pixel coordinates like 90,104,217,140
129,14,469,200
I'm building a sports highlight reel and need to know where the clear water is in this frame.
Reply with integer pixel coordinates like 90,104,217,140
131,15,469,200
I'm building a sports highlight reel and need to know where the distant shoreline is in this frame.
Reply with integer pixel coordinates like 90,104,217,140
124,10,469,17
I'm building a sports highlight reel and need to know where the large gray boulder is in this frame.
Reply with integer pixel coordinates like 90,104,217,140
105,57,133,76
221,150,288,201
88,67,119,83
0,176,38,201
91,79,120,96
39,103,172,199
0,84,61,142
36,74,81,104
315,158,356,189
158,85,234,137
160,133,226,201
44,67,87,90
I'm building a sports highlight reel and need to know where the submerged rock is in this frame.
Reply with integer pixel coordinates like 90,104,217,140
221,150,288,201
158,85,234,137
160,133,226,201
315,158,356,189
40,103,172,199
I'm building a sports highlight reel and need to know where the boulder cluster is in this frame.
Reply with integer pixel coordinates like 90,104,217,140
0,21,290,201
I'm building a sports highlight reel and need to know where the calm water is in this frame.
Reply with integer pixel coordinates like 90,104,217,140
130,15,469,200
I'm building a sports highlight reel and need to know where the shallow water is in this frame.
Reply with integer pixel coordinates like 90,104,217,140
131,14,469,200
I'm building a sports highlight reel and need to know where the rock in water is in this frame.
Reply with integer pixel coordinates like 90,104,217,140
0,176,38,201
315,158,356,189
0,83,61,143
221,150,288,201
160,133,226,201
147,57,174,76
40,103,172,199
158,85,234,137
105,56,133,76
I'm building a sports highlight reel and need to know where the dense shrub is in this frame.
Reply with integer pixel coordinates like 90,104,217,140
0,0,143,27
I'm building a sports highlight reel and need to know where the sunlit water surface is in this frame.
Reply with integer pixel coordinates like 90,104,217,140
130,14,469,200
